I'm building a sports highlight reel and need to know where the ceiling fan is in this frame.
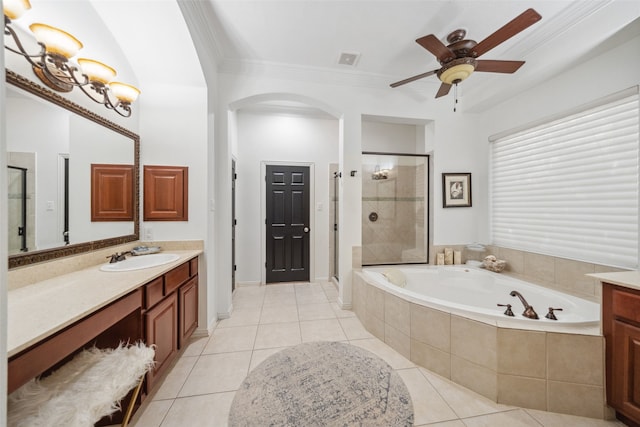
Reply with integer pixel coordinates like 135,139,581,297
390,8,542,99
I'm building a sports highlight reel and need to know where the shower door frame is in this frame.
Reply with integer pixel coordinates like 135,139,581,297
361,151,430,266
8,165,28,253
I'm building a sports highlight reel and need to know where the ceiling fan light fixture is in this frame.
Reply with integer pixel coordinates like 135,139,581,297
438,58,476,85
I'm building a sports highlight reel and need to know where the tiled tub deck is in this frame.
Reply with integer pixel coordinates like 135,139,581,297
352,271,610,420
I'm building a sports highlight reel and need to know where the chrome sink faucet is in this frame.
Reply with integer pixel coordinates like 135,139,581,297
510,290,539,319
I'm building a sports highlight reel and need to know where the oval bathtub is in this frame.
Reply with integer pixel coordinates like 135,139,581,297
361,265,600,328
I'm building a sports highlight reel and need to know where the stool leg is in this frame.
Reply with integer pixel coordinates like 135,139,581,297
121,376,144,427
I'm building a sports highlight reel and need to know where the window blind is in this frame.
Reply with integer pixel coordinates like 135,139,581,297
490,89,640,269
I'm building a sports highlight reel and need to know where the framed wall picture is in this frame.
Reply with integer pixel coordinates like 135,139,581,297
442,173,472,208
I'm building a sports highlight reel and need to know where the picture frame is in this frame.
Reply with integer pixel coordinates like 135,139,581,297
442,173,472,208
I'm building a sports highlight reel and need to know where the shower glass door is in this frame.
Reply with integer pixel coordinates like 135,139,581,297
362,153,429,265
8,165,28,254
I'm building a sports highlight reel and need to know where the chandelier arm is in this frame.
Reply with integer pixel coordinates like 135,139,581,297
76,82,110,104
75,83,131,117
4,22,46,67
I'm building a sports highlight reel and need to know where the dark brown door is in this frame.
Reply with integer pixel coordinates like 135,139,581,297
266,165,310,283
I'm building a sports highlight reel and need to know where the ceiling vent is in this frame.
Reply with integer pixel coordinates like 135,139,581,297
337,52,360,67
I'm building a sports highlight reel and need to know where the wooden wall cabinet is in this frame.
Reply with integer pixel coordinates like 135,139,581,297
603,283,640,426
143,165,188,221
91,164,135,221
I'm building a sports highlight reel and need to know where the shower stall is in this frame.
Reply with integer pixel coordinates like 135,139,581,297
361,153,429,265
8,165,28,254
329,164,340,281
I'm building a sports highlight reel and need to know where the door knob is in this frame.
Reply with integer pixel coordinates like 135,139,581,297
304,227,310,233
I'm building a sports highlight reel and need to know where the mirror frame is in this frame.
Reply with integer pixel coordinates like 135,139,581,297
6,69,140,269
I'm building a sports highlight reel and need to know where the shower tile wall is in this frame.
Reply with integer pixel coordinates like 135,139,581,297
362,162,426,265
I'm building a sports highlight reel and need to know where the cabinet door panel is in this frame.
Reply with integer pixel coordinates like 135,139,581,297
145,293,178,390
179,276,198,349
613,319,640,421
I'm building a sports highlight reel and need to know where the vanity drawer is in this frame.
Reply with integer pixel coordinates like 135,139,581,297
145,277,164,309
612,287,640,324
190,257,198,276
165,262,190,294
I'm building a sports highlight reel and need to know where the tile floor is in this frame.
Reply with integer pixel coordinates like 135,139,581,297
129,281,625,427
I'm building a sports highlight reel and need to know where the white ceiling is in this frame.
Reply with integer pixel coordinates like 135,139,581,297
7,1,640,113
201,0,640,111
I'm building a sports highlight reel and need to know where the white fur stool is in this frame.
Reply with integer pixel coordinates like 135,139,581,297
8,342,155,427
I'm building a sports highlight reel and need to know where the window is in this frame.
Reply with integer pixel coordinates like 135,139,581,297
490,88,639,269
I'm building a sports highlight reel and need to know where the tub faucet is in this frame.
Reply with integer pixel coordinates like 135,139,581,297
510,290,539,319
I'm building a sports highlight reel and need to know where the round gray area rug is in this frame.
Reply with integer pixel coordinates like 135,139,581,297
229,341,414,426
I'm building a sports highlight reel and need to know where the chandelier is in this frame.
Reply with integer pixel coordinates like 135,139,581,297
3,0,140,117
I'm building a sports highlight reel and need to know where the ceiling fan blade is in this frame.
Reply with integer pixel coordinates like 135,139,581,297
475,60,525,73
435,82,452,98
471,8,542,58
416,34,456,63
390,69,439,88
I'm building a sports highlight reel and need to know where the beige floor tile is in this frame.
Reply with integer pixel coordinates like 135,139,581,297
294,282,326,293
339,316,373,340
419,368,512,419
217,307,261,328
264,283,295,295
525,409,625,426
152,356,198,401
396,367,458,425
233,285,265,298
131,399,173,427
181,336,209,357
202,325,257,354
350,338,415,369
232,286,265,306
300,318,348,342
298,302,337,320
159,392,235,427
296,293,329,305
259,304,299,323
461,409,542,427
331,301,357,318
262,293,298,307
231,295,264,309
178,351,251,397
416,421,466,427
249,347,287,372
254,322,302,349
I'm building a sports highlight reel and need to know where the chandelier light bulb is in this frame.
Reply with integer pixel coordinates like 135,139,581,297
3,0,31,20
78,58,117,85
109,82,140,104
29,23,83,59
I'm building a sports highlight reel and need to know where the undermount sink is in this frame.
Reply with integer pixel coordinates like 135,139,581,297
100,253,181,272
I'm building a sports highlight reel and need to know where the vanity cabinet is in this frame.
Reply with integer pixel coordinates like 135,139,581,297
144,257,198,390
603,283,640,426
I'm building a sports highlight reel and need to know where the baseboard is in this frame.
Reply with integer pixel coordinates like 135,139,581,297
337,296,352,310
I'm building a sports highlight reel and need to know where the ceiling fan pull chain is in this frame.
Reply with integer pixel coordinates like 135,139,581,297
453,82,458,112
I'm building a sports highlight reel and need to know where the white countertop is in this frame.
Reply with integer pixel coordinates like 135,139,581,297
588,270,640,292
8,250,201,358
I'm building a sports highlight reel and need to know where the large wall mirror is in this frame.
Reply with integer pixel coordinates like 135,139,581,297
6,70,139,269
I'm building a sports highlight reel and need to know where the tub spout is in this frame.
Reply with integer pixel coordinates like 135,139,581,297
510,290,539,319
